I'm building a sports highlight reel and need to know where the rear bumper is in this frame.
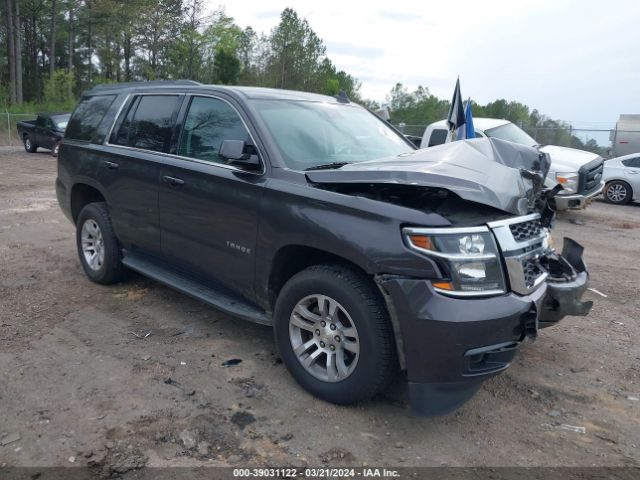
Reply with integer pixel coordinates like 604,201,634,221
376,239,591,416
554,182,604,210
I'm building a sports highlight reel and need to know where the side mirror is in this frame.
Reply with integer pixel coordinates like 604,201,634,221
219,139,260,168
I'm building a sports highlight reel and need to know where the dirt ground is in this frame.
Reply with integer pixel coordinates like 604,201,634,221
0,147,638,474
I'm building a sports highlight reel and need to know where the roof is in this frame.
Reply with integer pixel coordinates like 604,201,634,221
428,117,511,131
86,81,343,104
616,114,640,129
609,152,640,162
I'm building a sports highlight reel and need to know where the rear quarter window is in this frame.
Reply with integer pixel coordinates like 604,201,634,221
66,95,116,141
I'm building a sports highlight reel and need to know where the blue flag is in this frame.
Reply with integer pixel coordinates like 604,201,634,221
455,98,476,140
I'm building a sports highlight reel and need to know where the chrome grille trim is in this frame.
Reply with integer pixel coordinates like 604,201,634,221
488,213,549,295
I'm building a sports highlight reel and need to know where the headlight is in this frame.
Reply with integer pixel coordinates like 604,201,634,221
403,227,506,297
555,172,579,194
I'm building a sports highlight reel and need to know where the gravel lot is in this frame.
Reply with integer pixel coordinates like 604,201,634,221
1,148,639,474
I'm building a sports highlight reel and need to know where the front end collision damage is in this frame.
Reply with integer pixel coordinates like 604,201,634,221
303,137,593,415
539,238,593,326
374,237,591,416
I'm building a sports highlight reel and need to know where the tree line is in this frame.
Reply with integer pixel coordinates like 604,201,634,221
1,2,604,154
1,1,361,108
382,83,606,155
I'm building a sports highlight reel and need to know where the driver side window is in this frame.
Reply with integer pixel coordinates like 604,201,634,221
178,96,251,164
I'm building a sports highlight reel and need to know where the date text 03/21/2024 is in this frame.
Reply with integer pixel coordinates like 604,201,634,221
232,468,401,478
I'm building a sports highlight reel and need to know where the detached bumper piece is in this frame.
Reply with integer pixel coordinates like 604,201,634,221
539,238,593,327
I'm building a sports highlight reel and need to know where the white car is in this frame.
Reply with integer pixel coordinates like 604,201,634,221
602,153,640,204
421,118,605,210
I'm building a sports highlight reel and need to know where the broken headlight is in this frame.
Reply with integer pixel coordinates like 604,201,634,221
403,226,506,297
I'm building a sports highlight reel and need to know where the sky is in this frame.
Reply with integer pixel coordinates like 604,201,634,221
217,0,639,137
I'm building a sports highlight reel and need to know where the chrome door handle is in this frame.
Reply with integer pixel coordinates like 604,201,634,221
163,175,185,186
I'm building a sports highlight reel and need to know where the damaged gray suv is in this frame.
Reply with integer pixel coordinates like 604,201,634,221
56,81,592,415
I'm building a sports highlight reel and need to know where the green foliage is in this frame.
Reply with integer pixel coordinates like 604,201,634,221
387,83,607,152
214,48,240,84
43,70,75,105
386,84,449,125
0,2,606,152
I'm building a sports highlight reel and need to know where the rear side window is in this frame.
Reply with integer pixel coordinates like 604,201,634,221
112,95,180,152
429,128,448,146
178,96,251,163
622,158,640,168
66,95,116,141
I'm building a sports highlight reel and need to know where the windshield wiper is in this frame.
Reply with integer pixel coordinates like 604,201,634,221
305,162,350,171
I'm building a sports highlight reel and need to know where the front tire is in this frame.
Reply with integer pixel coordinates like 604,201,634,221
274,264,397,405
76,202,125,284
604,180,632,204
23,135,37,153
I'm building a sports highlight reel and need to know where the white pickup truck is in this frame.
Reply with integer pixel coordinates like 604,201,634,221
420,118,604,210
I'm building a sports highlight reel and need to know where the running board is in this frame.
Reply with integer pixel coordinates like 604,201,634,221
122,252,271,326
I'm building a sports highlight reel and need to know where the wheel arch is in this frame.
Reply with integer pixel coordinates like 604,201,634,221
70,183,107,223
268,245,370,308
267,245,405,368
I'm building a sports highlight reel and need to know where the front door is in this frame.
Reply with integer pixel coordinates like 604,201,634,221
159,95,265,301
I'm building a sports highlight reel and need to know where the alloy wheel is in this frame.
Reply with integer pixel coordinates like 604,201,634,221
289,294,360,382
81,219,105,271
607,183,627,203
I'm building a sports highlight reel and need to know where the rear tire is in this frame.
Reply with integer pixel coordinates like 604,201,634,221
23,135,37,153
604,180,632,204
76,202,125,284
274,264,397,405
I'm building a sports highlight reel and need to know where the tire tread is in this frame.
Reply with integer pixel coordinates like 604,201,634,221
76,202,125,284
275,263,397,404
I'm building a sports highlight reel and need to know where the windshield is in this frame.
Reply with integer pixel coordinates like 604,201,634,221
484,122,536,147
51,114,70,130
251,100,413,170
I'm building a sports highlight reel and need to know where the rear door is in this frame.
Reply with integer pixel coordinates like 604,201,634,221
34,115,48,147
100,94,183,257
159,94,266,300
41,117,58,149
623,157,640,192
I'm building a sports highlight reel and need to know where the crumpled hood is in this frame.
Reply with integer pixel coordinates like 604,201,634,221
306,137,551,215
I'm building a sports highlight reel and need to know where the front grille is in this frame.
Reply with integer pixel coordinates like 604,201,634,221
488,214,549,295
522,257,544,288
578,159,604,194
509,219,542,243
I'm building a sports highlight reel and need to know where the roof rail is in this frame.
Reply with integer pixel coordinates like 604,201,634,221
89,80,202,92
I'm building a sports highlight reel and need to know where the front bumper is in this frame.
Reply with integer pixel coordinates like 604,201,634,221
553,181,604,210
376,238,592,416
